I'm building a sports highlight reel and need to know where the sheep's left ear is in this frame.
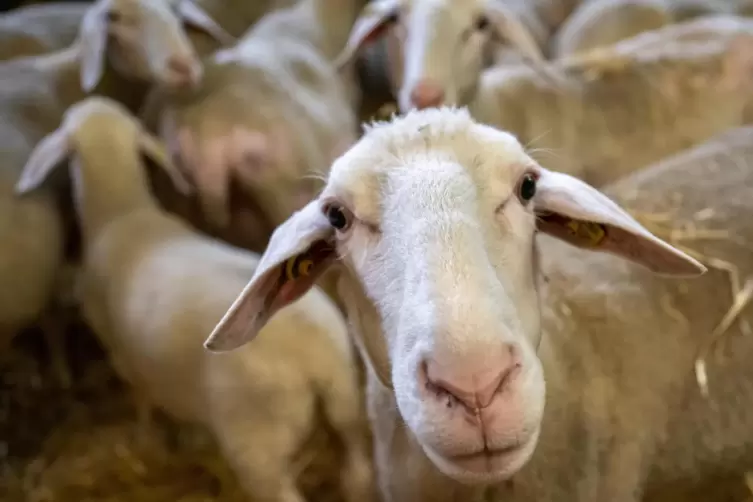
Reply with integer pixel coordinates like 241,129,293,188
484,1,544,63
204,200,337,352
534,167,706,277
334,0,400,70
16,128,72,194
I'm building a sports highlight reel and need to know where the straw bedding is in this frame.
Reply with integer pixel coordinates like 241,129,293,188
0,317,348,502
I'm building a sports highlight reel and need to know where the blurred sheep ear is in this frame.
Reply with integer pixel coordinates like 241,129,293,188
334,0,400,70
204,200,337,352
484,1,544,64
79,4,109,92
138,129,193,196
177,0,236,46
16,128,72,194
534,167,707,277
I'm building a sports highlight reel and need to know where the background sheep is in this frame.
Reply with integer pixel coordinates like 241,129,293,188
205,107,753,502
469,20,753,187
333,0,548,113
551,0,753,57
15,96,375,502
0,0,227,389
139,0,366,266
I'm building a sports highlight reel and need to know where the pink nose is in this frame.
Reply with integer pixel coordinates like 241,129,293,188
409,80,445,109
166,55,201,88
424,344,520,410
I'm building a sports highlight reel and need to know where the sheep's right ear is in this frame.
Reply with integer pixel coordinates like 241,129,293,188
334,0,400,70
79,4,109,92
15,128,72,194
177,0,236,46
138,128,193,196
204,200,337,352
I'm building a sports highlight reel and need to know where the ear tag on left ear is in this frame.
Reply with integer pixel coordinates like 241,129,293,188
279,240,337,285
285,254,314,282
566,219,607,246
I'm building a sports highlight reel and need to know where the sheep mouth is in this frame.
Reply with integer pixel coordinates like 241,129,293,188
449,442,524,463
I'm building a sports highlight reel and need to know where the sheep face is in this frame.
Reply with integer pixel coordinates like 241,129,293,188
16,97,192,228
79,0,233,92
204,107,705,485
335,0,543,113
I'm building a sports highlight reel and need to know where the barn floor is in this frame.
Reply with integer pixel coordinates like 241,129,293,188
0,318,347,502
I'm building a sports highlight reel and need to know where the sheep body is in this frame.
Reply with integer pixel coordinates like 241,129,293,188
552,0,671,57
0,3,87,61
509,124,753,502
20,97,374,502
551,0,751,57
470,16,753,188
0,121,62,348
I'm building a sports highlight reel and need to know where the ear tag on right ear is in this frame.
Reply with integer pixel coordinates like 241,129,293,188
566,219,607,246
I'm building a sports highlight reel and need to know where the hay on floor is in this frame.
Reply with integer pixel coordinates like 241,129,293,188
0,320,349,502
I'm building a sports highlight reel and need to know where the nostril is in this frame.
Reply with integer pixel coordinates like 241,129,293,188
424,344,520,410
409,80,445,110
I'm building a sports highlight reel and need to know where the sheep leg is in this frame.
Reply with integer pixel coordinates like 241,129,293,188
318,368,375,502
226,446,306,502
212,412,307,502
38,311,72,389
129,388,158,448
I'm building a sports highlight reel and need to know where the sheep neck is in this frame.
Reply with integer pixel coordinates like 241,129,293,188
73,150,157,242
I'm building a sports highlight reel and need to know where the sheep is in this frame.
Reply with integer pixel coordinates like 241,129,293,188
551,0,672,58
468,17,753,188
142,0,368,252
0,0,230,384
193,0,298,37
202,107,753,502
15,96,375,502
0,2,87,61
550,0,746,57
332,0,570,113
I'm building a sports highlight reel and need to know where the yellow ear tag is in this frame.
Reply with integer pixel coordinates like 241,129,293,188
566,219,607,246
284,255,314,281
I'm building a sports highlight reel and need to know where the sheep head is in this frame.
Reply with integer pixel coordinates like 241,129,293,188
204,107,705,484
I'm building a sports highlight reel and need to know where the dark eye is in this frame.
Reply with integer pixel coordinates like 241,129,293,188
517,173,537,203
325,204,351,231
475,15,490,30
106,10,122,23
385,11,399,24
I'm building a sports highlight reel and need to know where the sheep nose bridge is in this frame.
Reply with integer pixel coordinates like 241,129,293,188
402,4,453,85
149,17,194,60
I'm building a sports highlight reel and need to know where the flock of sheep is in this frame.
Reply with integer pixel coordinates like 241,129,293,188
2,0,753,501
